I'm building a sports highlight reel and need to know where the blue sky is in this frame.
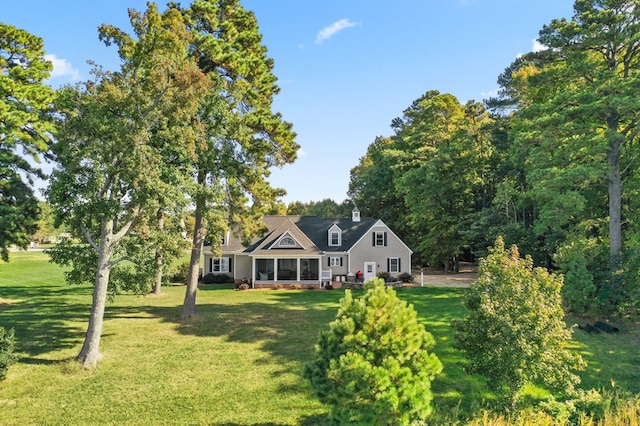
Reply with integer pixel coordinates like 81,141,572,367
4,0,575,204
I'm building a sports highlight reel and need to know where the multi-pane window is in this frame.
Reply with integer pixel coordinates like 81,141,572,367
330,256,341,266
330,231,340,246
279,236,296,246
212,257,230,273
374,231,386,246
389,257,400,273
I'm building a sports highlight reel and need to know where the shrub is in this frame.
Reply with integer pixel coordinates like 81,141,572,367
169,261,191,283
398,272,414,283
200,273,232,284
0,326,17,380
376,271,391,281
304,278,442,424
452,237,585,408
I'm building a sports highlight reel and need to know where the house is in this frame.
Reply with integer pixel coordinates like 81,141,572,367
202,208,413,288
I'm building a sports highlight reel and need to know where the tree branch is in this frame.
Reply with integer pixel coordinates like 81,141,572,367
82,225,99,251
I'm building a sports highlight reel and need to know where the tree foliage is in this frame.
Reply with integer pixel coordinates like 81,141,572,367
304,278,443,425
47,3,209,367
175,0,298,318
453,237,585,407
349,0,640,314
0,23,54,260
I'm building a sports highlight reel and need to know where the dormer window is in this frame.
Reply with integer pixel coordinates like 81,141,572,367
328,224,342,246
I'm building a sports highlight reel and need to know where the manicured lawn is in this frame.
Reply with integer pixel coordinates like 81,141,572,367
0,251,638,425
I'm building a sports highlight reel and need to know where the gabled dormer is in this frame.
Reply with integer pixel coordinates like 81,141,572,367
328,224,342,246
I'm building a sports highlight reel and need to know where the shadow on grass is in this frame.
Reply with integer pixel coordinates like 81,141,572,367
0,282,93,360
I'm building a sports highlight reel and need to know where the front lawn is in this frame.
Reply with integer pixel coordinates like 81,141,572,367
0,251,638,424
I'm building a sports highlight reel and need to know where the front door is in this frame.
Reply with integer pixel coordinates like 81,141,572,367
364,262,376,281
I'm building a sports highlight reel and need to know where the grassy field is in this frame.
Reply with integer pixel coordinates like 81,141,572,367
1,251,639,425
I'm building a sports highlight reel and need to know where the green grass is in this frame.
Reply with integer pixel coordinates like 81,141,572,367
0,252,638,425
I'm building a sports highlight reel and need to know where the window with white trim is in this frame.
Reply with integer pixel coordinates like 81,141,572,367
329,230,340,246
211,257,230,273
330,256,341,266
279,236,296,247
389,257,400,273
374,231,386,247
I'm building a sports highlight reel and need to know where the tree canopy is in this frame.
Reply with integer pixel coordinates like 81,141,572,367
350,0,640,313
0,23,54,260
47,3,209,367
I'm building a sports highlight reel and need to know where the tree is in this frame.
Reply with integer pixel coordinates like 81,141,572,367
394,92,494,270
176,0,298,319
348,136,409,242
511,0,640,278
453,237,585,408
304,278,443,425
285,198,351,217
47,4,209,367
0,24,54,260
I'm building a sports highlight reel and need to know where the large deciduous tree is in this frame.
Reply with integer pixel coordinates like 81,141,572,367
0,24,54,260
47,4,209,367
176,0,298,319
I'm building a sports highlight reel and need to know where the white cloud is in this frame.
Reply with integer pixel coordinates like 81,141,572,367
532,39,547,52
45,54,81,81
315,19,357,45
297,148,308,158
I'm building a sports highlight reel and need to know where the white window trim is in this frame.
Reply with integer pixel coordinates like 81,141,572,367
374,231,385,247
212,257,230,273
330,256,341,266
389,257,400,273
328,225,342,246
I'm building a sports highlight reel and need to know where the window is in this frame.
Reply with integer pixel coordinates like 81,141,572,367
211,257,230,273
330,231,340,246
256,259,274,280
328,225,342,246
277,258,298,280
373,231,387,247
279,237,296,246
329,257,341,266
388,257,400,273
301,259,319,280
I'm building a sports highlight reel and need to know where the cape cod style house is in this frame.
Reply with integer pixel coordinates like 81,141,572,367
202,208,413,288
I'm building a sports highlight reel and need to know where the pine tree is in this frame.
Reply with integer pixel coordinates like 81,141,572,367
304,278,442,425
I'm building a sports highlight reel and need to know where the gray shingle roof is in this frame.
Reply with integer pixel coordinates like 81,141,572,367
222,215,377,255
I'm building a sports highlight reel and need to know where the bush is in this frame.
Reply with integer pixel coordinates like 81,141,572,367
398,272,414,283
376,271,391,281
304,278,442,424
200,273,232,284
452,237,585,408
0,326,17,380
170,261,191,283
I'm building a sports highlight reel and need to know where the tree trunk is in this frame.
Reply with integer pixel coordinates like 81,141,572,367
607,119,623,274
152,208,165,295
181,172,207,319
77,220,114,368
181,209,205,318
